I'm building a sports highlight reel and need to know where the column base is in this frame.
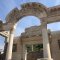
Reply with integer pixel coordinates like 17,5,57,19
37,58,53,60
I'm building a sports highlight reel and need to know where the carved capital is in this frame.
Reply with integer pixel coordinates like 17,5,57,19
41,22,47,28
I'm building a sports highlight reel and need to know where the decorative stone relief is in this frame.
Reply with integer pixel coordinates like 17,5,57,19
0,31,9,37
6,8,20,23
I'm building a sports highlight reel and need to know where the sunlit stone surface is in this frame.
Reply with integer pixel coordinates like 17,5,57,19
0,2,60,60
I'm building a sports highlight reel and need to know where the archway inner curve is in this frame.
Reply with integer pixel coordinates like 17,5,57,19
14,16,41,36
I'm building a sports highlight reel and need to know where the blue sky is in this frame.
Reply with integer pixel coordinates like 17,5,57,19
0,0,60,50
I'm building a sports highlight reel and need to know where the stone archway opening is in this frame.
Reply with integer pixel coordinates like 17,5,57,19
14,15,42,60
14,16,41,36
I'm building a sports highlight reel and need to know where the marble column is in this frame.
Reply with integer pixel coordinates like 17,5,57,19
25,49,27,60
41,22,52,60
5,24,16,60
32,45,33,51
23,45,27,60
20,39,23,60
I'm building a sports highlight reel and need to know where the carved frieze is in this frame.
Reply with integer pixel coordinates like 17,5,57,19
48,7,60,16
21,2,46,13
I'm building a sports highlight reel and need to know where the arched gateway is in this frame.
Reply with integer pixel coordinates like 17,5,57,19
0,2,60,60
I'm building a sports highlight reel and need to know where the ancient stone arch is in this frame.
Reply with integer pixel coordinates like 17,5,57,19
6,2,47,24
0,2,60,60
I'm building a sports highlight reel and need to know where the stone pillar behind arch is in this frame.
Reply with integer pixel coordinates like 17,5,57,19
5,24,17,60
41,22,53,60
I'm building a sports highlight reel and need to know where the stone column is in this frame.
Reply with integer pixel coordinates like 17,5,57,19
5,24,16,60
25,49,27,60
41,22,52,60
20,38,23,60
32,45,33,51
23,45,27,60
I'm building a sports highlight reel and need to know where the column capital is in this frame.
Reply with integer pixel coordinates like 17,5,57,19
41,22,47,28
10,23,17,30
10,23,17,34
